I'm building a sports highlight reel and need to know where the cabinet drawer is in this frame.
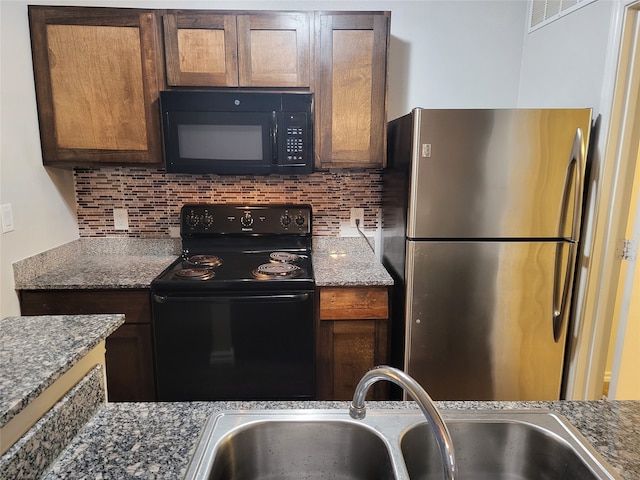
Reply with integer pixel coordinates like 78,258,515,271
319,287,388,320
19,290,151,324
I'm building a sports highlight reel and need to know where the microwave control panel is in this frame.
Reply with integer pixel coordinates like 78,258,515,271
280,113,311,165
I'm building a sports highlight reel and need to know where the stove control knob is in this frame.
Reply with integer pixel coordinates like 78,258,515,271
185,211,200,229
202,212,214,229
280,214,292,228
241,212,254,227
295,214,306,227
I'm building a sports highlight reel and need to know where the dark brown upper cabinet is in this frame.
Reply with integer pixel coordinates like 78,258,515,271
28,6,163,167
28,7,389,169
315,12,390,169
163,11,311,88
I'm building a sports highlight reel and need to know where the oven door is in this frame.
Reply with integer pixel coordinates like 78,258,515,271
151,290,315,401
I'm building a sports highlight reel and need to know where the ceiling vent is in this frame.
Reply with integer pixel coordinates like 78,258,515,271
529,0,597,32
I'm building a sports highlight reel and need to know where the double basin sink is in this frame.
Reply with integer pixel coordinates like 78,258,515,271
184,409,621,480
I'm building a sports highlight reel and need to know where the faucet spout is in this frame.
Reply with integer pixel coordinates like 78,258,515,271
349,365,457,480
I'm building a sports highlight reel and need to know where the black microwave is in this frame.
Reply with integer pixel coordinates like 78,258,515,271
159,91,313,175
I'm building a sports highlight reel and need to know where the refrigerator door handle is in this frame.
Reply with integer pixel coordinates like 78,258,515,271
552,242,576,342
557,128,584,241
552,128,584,342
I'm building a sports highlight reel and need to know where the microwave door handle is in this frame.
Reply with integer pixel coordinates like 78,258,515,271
271,111,278,163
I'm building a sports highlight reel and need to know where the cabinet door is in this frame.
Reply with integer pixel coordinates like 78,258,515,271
317,287,390,400
28,6,162,166
105,324,155,401
316,12,390,168
237,13,311,87
163,12,238,87
318,319,389,400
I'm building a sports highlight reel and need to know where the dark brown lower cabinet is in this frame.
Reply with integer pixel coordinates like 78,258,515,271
317,286,390,400
19,289,156,401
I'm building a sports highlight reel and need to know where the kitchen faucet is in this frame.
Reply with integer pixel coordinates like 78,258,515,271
349,365,457,480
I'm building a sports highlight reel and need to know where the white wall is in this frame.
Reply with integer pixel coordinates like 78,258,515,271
0,0,527,318
518,0,616,110
386,0,527,117
0,1,79,317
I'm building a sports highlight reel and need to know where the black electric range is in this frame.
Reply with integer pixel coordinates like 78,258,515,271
151,204,314,292
150,204,316,401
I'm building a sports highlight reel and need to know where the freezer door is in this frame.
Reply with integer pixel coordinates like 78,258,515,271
405,240,572,401
406,108,592,240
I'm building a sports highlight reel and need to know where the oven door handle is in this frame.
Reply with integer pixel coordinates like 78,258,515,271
153,293,312,304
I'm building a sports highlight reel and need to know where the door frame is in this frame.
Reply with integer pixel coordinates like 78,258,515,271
609,147,640,398
564,0,640,399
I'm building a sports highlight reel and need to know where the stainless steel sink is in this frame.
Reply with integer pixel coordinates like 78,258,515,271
203,419,394,480
401,411,619,480
184,410,621,480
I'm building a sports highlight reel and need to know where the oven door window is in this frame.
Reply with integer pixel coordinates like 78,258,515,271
164,111,274,174
152,291,315,401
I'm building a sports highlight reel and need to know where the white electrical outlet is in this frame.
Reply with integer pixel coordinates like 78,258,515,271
350,208,364,228
1,204,15,233
113,208,129,230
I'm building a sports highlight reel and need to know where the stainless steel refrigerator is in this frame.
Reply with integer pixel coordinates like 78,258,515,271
382,108,592,400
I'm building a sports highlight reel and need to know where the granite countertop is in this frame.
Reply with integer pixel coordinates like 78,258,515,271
0,314,124,428
312,236,394,286
43,399,640,479
13,238,177,290
14,236,393,289
18,255,177,290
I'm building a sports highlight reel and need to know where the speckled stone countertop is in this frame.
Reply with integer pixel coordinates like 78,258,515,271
43,399,639,479
17,255,176,289
14,236,393,289
312,236,393,286
0,314,124,428
13,238,178,290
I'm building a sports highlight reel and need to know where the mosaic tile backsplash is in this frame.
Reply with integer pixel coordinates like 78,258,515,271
75,168,382,237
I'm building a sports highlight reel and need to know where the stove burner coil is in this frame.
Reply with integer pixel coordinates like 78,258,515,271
186,255,223,268
253,262,301,279
269,251,300,263
174,268,216,280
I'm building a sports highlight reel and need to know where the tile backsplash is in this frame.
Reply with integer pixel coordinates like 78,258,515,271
75,168,382,237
